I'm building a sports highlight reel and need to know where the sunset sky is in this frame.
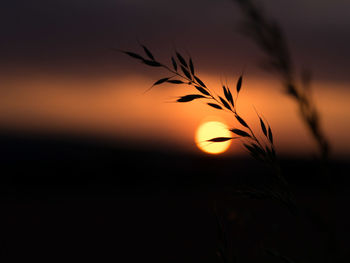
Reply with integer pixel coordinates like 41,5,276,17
0,0,349,157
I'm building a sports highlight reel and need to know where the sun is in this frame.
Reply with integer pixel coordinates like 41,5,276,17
195,121,231,154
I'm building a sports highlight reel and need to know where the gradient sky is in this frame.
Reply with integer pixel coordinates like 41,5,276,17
0,0,349,157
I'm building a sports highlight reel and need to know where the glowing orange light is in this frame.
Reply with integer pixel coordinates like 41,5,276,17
195,121,231,154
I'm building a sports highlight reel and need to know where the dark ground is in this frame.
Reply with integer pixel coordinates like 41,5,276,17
0,131,348,262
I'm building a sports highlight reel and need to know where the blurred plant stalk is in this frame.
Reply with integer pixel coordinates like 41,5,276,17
234,0,330,160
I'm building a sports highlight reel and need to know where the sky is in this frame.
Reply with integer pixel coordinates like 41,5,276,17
0,0,349,157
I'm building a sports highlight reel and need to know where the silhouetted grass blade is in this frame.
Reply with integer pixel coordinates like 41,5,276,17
228,89,234,107
177,94,204,102
176,52,188,67
141,45,155,60
265,146,273,159
235,114,249,128
223,86,234,107
271,146,276,157
248,151,262,161
243,143,256,154
223,86,229,101
153,77,171,86
171,56,177,71
181,66,192,80
252,143,265,155
194,76,207,88
268,126,273,144
167,79,184,84
207,137,232,142
243,143,262,160
207,103,222,110
259,117,267,136
195,86,210,96
244,143,265,161
230,128,251,137
122,51,144,60
265,145,276,159
219,96,231,111
143,60,161,67
236,75,243,93
145,77,172,92
189,58,195,75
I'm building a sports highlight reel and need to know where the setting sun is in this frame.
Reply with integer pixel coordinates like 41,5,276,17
195,121,232,154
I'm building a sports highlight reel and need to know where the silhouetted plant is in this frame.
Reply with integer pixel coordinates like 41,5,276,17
233,0,329,160
232,2,338,262
119,44,295,214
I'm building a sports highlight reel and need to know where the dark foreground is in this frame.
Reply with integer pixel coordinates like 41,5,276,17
0,131,349,262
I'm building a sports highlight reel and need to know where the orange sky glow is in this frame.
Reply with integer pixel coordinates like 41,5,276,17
1,0,349,159
0,73,349,158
